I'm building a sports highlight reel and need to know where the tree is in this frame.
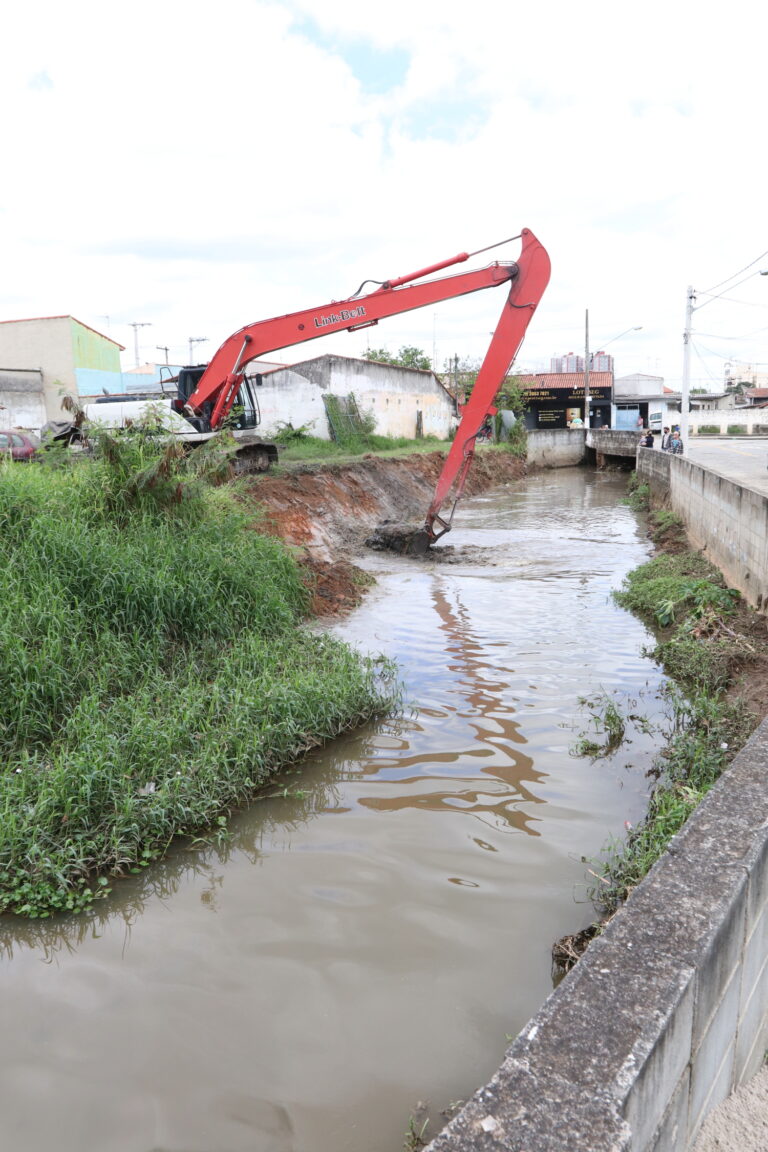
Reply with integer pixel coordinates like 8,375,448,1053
460,367,528,417
363,345,432,371
496,374,528,416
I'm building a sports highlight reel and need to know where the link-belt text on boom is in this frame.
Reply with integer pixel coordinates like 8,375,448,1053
313,305,367,329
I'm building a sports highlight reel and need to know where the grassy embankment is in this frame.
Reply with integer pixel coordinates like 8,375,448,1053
0,434,398,918
270,411,528,466
590,484,757,915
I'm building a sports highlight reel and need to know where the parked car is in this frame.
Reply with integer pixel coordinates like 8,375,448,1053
0,430,38,461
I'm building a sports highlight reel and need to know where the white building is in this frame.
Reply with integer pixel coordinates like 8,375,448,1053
251,354,456,440
0,316,124,431
612,373,673,429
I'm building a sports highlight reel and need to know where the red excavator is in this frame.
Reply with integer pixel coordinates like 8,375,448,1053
85,232,545,548
142,230,549,550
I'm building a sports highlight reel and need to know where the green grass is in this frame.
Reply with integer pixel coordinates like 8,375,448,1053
588,548,756,915
622,472,650,511
593,690,753,913
613,550,735,626
648,507,683,541
275,433,449,465
0,445,398,917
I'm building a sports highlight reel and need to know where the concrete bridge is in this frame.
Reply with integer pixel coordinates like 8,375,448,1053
524,427,642,469
426,442,768,1152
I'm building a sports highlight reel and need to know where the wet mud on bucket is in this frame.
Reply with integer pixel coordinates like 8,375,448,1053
366,521,433,556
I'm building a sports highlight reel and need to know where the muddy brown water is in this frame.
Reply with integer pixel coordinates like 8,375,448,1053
0,468,668,1152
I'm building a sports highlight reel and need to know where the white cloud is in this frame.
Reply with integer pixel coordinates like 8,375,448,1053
2,0,766,385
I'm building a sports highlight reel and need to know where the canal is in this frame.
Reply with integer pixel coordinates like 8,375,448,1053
0,467,668,1152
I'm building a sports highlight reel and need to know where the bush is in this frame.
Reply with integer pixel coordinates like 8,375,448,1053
727,424,747,435
697,425,720,435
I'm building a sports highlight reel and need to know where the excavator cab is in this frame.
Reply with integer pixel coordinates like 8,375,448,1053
173,366,261,433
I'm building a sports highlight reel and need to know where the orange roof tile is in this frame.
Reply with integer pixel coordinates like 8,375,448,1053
517,372,613,391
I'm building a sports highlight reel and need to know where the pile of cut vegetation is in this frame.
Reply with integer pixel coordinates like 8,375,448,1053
0,432,396,917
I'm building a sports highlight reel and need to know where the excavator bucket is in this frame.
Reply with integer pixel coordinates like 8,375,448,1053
366,521,433,556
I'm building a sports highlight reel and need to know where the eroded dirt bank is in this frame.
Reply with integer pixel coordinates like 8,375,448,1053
243,450,527,614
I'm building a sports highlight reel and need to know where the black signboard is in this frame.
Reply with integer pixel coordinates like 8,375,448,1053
522,386,611,403
536,408,566,427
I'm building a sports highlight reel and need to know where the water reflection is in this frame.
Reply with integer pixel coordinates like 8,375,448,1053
343,577,547,837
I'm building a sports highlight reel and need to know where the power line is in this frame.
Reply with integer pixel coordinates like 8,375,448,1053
693,337,752,364
691,340,722,383
693,324,768,341
700,247,768,295
697,293,768,309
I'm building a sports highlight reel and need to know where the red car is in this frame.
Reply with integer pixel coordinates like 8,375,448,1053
0,430,38,460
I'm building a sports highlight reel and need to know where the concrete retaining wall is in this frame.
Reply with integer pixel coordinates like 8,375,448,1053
527,428,586,467
587,428,644,458
637,449,768,610
426,717,768,1152
525,428,641,468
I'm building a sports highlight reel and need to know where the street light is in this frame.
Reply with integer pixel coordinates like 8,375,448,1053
584,314,642,428
600,325,644,349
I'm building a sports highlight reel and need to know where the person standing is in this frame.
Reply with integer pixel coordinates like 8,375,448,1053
667,430,683,454
661,426,671,450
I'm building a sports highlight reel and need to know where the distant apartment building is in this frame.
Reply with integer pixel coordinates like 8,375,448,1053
724,363,768,388
550,352,584,373
550,350,613,373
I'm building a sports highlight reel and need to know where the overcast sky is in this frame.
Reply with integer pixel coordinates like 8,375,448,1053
3,0,766,389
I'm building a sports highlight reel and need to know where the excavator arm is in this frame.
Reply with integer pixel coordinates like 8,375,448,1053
422,230,550,544
185,228,550,546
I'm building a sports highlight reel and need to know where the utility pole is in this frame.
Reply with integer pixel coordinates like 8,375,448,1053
129,322,151,368
584,308,590,427
681,286,695,446
156,344,170,365
188,336,208,365
583,322,641,429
